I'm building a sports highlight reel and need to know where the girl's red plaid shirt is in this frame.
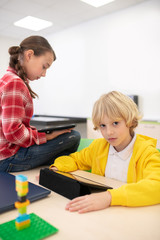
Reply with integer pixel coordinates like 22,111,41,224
0,67,46,161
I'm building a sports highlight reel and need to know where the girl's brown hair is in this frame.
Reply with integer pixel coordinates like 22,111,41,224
92,91,142,136
8,35,56,98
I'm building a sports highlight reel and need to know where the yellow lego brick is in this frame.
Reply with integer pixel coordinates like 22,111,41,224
15,219,30,230
16,180,28,187
16,188,28,195
15,199,30,209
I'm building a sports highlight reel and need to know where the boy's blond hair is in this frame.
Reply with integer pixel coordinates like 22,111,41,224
92,91,142,136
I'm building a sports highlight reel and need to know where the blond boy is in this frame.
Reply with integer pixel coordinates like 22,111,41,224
50,91,160,213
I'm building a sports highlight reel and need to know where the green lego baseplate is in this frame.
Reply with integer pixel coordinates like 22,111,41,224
0,213,58,240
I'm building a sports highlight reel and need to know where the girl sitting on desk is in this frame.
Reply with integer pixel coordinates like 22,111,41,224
50,91,160,213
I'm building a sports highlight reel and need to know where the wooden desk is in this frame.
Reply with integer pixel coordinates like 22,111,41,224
0,167,160,240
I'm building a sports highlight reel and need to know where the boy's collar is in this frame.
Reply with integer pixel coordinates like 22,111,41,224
109,134,136,160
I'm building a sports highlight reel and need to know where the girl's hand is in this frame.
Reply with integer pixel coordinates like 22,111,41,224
65,191,112,213
46,128,73,141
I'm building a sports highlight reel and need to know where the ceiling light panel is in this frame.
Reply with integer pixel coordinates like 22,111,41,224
80,0,115,8
14,16,52,31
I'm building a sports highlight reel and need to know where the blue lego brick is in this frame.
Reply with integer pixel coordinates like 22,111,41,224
16,175,28,182
16,214,30,223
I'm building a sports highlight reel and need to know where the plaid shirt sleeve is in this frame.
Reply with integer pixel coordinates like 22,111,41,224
1,77,46,147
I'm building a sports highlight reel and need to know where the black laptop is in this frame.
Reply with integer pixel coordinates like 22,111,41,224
0,172,51,214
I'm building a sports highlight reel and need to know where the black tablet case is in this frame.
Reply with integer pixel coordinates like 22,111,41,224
0,172,51,214
39,168,111,200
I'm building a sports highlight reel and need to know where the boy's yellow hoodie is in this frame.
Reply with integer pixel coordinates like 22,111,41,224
51,134,160,207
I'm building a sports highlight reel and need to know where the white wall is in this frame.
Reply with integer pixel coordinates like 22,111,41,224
32,0,160,120
1,0,160,120
0,37,19,77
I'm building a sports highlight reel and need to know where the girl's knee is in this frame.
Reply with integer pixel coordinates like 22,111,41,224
70,130,81,143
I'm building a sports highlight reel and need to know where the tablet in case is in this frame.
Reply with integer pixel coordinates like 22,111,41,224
37,123,76,134
39,168,112,200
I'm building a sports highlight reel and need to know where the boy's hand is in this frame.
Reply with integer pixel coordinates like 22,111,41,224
65,191,112,213
50,166,58,171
